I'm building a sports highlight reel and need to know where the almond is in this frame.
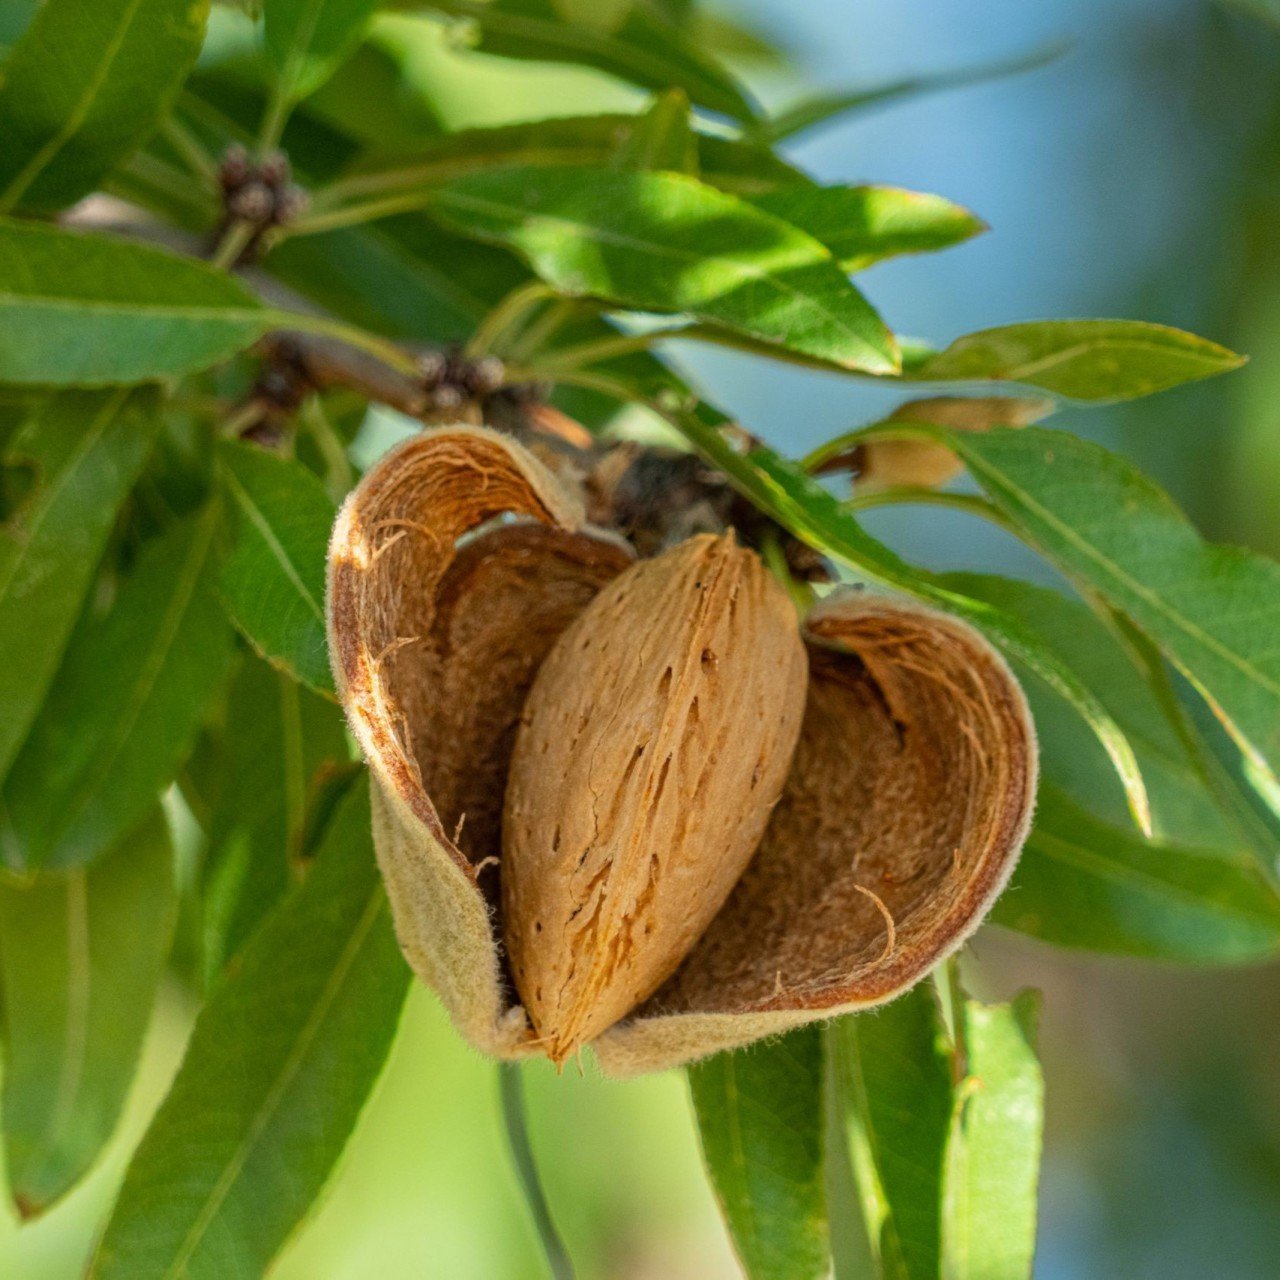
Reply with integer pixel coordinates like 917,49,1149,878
501,533,808,1062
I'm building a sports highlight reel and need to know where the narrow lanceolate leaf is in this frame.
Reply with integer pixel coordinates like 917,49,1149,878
0,809,175,1219
91,782,411,1280
689,1028,830,1280
0,511,236,872
993,787,1280,962
0,0,210,213
936,426,1280,804
940,573,1244,850
832,988,953,1280
185,654,349,986
759,44,1065,143
265,0,380,104
749,185,985,272
942,992,1043,1280
0,221,273,386
424,0,759,123
426,167,900,374
218,442,336,695
904,320,1244,402
0,390,159,782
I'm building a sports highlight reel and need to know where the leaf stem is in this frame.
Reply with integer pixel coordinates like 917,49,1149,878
160,117,220,187
283,192,438,239
211,220,257,271
464,281,557,359
497,1063,576,1280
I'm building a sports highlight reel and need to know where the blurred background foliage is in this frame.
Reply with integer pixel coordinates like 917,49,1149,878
3,0,1280,1275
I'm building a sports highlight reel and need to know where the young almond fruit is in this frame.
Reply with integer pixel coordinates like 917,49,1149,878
501,533,808,1063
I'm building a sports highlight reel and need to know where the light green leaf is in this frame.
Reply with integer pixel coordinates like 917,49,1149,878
0,510,237,872
749,185,985,272
936,426,1280,805
264,0,379,104
760,43,1066,143
184,653,349,986
904,320,1244,402
218,442,336,695
994,787,1280,961
942,992,1043,1280
688,1028,829,1280
91,781,410,1280
832,987,953,1280
425,166,900,374
0,221,274,386
0,809,175,1219
0,390,159,782
614,88,698,173
0,0,210,213
424,0,759,122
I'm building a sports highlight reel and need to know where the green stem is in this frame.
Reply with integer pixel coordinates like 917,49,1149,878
534,328,685,373
464,281,557,359
160,117,219,186
284,192,438,239
279,313,425,378
211,220,257,271
257,82,294,156
842,484,1014,531
497,1063,576,1280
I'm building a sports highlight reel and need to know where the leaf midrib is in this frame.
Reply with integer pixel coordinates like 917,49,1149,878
161,889,386,1278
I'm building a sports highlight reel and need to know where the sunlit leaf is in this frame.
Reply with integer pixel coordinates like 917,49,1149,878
750,184,985,271
935,426,1280,807
0,809,175,1218
904,320,1244,402
425,166,900,374
0,390,159,782
994,787,1280,961
831,987,952,1280
91,782,410,1280
218,442,336,695
265,0,380,103
0,511,236,872
0,0,210,213
689,1028,830,1280
424,0,759,122
941,991,1043,1280
0,221,274,386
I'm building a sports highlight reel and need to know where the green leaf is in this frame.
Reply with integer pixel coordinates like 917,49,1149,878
993,787,1280,962
185,654,349,986
0,390,159,783
91,781,410,1280
264,0,380,103
424,0,759,123
942,992,1043,1280
425,166,900,374
941,573,1245,850
749,184,985,272
217,442,336,695
0,221,274,386
688,1028,829,1280
832,987,953,1280
614,88,698,174
0,0,210,213
904,320,1245,402
0,809,176,1219
935,426,1280,804
0,510,236,872
760,43,1067,143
